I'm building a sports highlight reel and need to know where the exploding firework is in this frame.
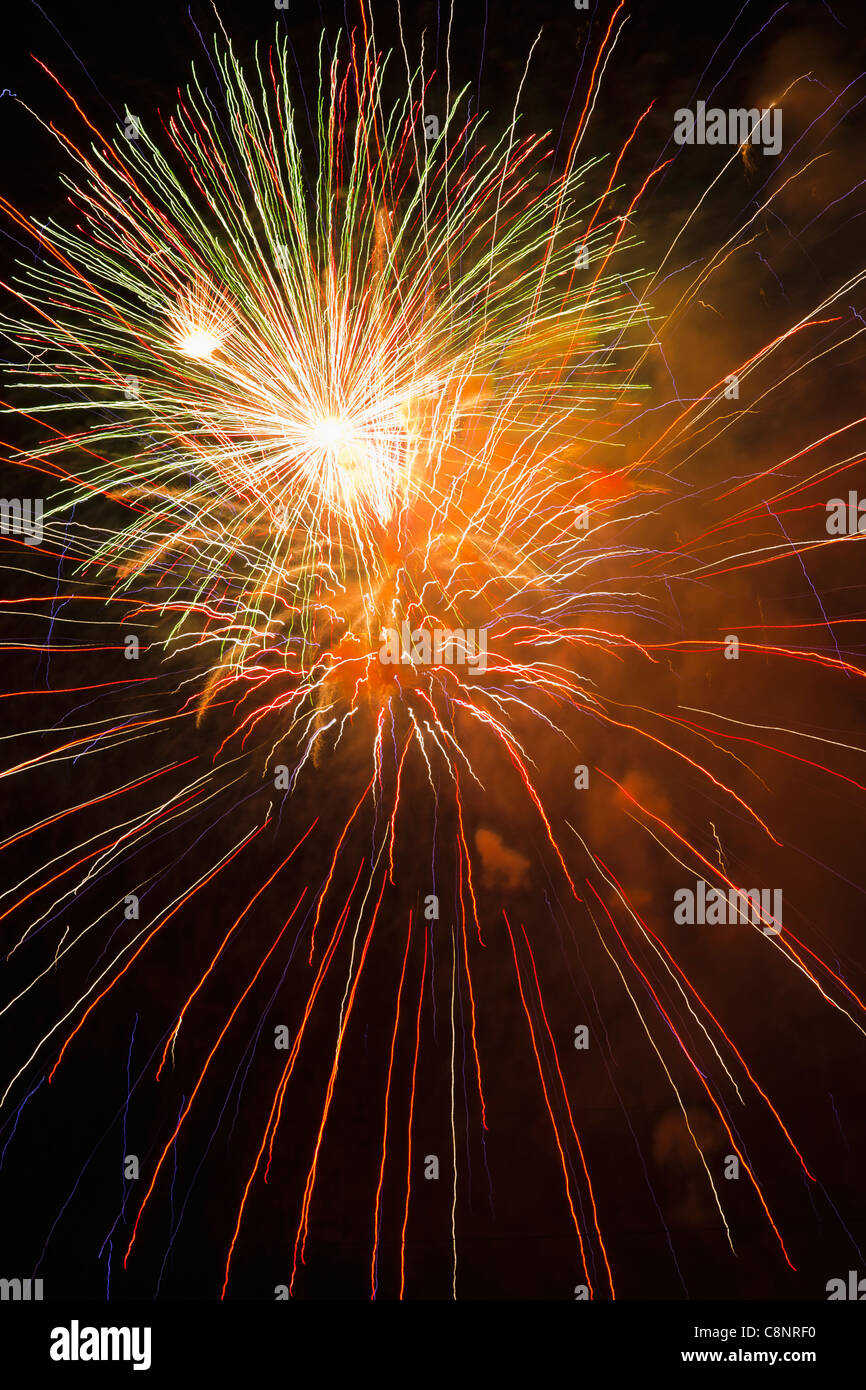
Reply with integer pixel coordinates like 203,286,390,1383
1,0,865,1303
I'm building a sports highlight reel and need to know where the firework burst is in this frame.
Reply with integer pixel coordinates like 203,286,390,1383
1,0,865,1303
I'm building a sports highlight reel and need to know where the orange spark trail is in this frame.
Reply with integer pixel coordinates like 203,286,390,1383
370,911,413,1298
388,735,412,884
454,700,582,901
596,768,866,1014
667,710,866,795
585,883,796,1270
504,912,595,1297
400,920,428,1300
263,858,369,1179
220,859,365,1298
290,873,388,1291
519,925,615,1296
0,756,195,855
592,855,815,1181
47,806,259,1083
156,819,318,1079
309,772,376,962
124,887,307,1268
454,771,484,945
456,835,488,1132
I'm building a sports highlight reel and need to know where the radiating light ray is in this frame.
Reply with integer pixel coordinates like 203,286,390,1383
0,1,862,1302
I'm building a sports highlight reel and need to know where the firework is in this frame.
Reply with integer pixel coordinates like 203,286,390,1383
0,0,865,1303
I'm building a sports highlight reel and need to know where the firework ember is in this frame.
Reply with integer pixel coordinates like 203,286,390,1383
0,0,864,1341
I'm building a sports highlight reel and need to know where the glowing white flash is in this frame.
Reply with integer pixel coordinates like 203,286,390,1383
311,415,351,452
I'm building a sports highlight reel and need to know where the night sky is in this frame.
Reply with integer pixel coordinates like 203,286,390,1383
0,0,865,1310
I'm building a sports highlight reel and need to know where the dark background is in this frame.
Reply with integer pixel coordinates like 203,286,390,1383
0,0,864,1304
